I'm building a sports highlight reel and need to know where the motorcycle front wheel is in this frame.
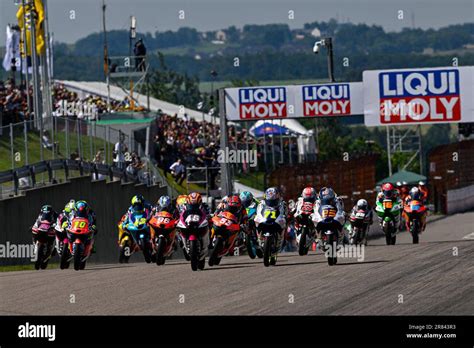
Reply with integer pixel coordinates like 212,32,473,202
298,228,310,256
208,238,222,266
155,237,166,265
34,243,45,270
74,243,84,271
60,243,70,269
263,235,274,267
190,240,199,271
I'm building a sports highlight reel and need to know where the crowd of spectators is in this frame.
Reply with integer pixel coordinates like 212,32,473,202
0,79,144,128
0,78,31,125
153,113,223,188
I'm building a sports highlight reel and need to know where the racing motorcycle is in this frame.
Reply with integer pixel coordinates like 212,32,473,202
31,220,56,270
347,209,371,245
243,202,263,259
256,205,285,267
375,199,400,245
60,216,94,271
403,199,427,244
296,201,316,256
54,213,69,260
120,212,153,263
208,211,241,266
148,211,178,265
319,204,341,266
177,212,209,271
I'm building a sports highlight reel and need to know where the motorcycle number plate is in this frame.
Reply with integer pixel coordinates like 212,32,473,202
322,209,336,218
356,212,365,218
411,205,420,210
383,201,393,209
157,217,170,224
186,215,200,223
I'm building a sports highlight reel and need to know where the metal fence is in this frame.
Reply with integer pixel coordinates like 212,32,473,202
0,116,135,171
0,115,161,198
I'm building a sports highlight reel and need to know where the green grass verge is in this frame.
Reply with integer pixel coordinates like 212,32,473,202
156,167,203,196
0,263,58,272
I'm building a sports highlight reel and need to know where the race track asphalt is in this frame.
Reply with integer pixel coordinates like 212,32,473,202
1,211,473,315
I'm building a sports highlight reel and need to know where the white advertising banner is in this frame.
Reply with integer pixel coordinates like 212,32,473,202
224,82,364,121
363,66,474,126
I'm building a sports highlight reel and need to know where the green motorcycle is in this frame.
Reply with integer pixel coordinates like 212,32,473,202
375,199,401,245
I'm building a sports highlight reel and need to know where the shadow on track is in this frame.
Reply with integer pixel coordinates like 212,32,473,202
275,260,327,267
203,264,255,271
335,260,389,266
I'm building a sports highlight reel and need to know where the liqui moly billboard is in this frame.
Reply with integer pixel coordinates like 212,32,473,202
300,83,363,117
224,83,363,121
363,66,474,126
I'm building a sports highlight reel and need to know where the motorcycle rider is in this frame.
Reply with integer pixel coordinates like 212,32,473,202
349,199,373,225
376,183,402,229
71,200,98,252
180,192,210,258
119,195,152,244
254,187,287,250
404,186,427,231
312,187,346,242
418,181,429,203
240,191,259,211
153,195,178,219
32,205,58,237
176,194,188,214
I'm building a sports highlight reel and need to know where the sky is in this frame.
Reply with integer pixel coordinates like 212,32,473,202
0,0,473,44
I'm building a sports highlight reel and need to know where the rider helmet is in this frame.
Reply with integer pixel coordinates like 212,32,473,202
410,187,422,200
264,187,280,208
302,187,316,203
227,195,242,215
40,205,54,221
187,192,202,210
239,191,254,208
131,195,145,213
381,183,395,199
75,200,89,218
158,195,171,210
319,187,336,207
64,200,75,214
356,199,368,211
